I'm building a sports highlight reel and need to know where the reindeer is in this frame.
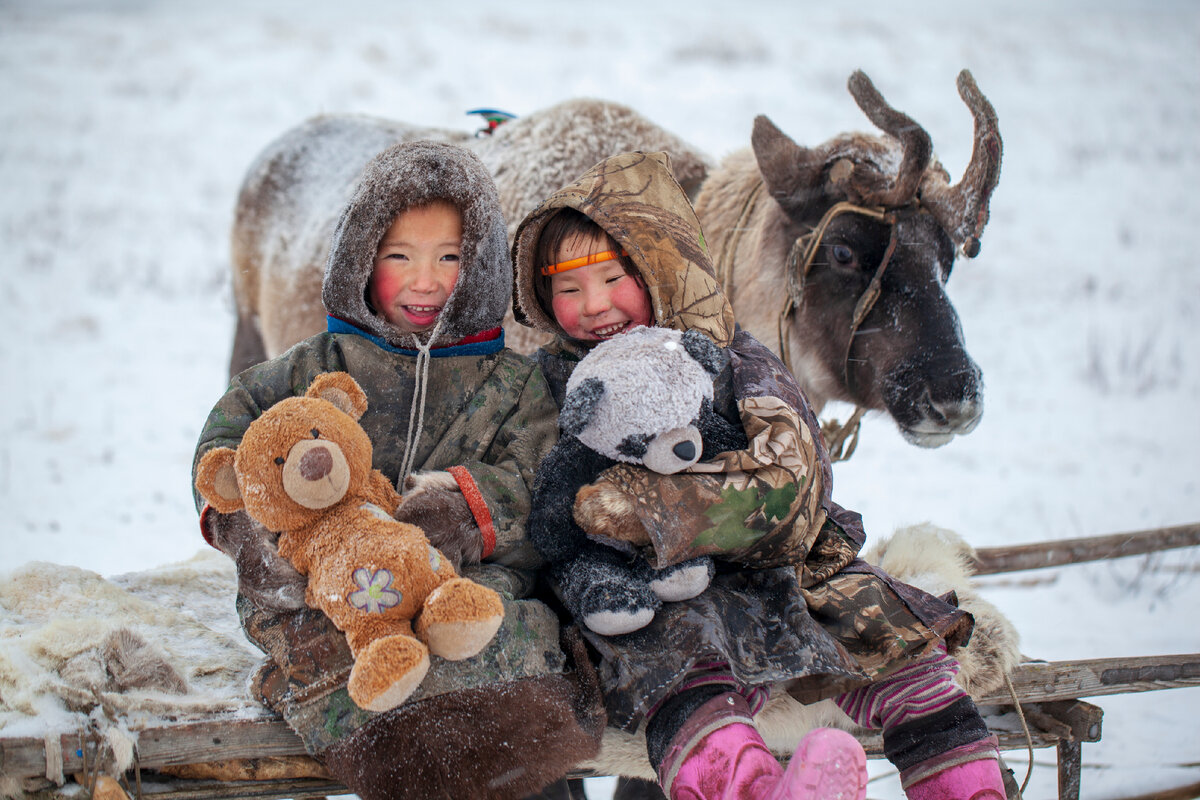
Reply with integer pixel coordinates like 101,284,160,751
227,71,1001,450
695,70,1002,449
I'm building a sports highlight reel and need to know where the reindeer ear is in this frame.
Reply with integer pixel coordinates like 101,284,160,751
751,115,823,217
306,372,368,420
560,377,605,437
681,329,727,376
195,448,244,513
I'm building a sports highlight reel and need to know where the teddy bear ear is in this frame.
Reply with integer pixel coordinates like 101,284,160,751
306,372,369,420
195,447,244,513
560,376,605,437
681,329,727,376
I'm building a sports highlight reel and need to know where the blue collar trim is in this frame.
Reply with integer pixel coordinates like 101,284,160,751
327,316,505,357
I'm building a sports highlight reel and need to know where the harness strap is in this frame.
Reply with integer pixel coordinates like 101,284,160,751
842,215,901,394
714,178,765,302
718,179,917,463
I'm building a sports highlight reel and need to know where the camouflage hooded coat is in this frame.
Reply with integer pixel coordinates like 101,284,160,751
512,151,971,730
192,142,602,799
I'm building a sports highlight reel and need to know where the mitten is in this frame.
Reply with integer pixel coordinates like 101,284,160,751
573,477,652,548
395,470,483,570
201,507,308,611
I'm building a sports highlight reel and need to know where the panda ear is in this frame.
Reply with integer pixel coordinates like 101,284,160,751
560,377,605,437
681,329,727,376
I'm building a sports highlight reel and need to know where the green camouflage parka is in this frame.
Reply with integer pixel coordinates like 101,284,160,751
193,142,601,800
512,151,972,731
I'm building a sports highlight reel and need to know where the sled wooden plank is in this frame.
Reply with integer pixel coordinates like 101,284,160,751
972,523,1200,574
974,653,1200,705
0,699,1097,779
134,719,306,766
0,703,1085,770
0,717,306,779
18,776,347,800
3,702,1102,800
141,779,345,800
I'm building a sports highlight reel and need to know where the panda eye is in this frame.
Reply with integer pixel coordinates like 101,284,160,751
311,428,321,439
616,434,650,459
274,456,286,466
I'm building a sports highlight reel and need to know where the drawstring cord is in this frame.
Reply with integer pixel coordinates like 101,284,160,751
397,336,433,491
1004,671,1035,796
396,312,443,492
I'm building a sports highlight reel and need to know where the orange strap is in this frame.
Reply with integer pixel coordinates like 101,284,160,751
541,248,627,276
446,466,496,558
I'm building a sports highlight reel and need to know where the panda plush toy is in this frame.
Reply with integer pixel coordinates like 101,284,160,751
529,326,748,636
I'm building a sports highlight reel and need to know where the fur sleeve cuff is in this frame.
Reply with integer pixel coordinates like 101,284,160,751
446,465,497,558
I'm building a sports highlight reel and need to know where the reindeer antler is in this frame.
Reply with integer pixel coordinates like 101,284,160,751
832,70,934,208
918,70,1003,257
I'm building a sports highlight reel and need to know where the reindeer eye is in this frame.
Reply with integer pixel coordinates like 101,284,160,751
831,245,854,265
274,456,286,466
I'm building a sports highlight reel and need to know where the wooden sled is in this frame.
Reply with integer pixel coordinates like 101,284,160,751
3,523,1198,800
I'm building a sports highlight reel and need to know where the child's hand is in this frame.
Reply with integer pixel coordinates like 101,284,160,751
574,477,652,548
395,471,483,570
202,508,308,611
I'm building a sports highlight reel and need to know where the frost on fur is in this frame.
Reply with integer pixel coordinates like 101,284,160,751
864,523,1021,698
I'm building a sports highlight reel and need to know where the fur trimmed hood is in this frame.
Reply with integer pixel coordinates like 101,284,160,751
322,140,510,349
511,150,735,348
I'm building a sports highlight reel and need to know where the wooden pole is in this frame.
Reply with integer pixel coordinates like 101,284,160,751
1109,781,1200,800
975,654,1200,706
972,523,1200,575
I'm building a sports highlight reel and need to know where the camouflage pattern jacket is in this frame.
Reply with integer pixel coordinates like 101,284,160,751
196,331,554,569
512,151,971,730
191,143,603,799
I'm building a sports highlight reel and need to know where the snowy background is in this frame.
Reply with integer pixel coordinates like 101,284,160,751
3,0,1198,797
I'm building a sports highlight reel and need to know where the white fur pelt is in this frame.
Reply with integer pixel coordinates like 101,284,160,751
0,550,264,778
579,523,1022,780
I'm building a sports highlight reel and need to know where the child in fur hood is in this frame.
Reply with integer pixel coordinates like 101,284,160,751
511,151,1007,800
192,141,604,800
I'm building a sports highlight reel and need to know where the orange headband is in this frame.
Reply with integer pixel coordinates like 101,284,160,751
541,249,627,276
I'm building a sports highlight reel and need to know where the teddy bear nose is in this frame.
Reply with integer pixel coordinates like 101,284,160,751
672,441,696,462
299,445,334,481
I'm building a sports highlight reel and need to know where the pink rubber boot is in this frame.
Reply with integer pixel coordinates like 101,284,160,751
901,738,1006,800
658,692,867,800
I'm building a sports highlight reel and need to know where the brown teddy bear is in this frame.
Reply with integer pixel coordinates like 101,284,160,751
194,371,504,712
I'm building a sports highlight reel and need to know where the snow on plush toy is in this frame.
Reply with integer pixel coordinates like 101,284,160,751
194,372,504,712
529,326,748,636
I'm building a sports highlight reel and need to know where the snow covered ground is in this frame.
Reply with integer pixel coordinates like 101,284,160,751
2,0,1198,797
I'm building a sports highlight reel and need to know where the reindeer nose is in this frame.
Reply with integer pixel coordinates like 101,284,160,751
299,445,334,481
672,441,696,462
